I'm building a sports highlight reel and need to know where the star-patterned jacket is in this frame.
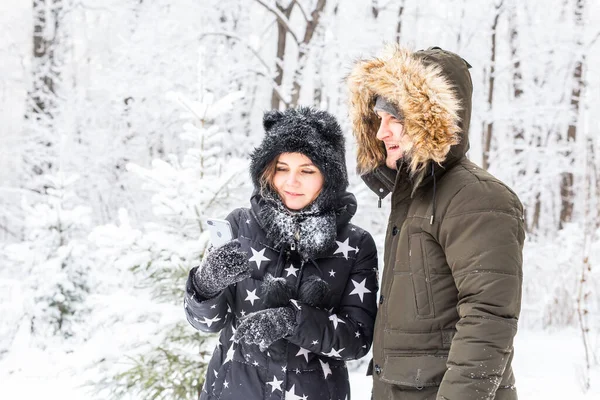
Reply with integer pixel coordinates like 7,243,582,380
184,192,378,400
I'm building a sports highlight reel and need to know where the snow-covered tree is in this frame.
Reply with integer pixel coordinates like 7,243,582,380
0,172,92,357
88,89,249,399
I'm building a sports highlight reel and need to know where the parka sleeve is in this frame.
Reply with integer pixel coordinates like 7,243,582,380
183,209,244,333
285,231,379,361
437,181,525,400
184,269,234,333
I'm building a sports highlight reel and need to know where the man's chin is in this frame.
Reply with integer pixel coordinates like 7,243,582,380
386,157,402,170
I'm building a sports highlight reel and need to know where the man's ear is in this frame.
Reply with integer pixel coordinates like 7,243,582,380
263,110,285,131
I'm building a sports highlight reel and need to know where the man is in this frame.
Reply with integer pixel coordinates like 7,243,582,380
347,45,525,399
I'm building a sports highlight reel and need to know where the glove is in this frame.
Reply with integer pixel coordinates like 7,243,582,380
234,307,297,351
193,239,251,298
298,275,330,308
261,273,295,308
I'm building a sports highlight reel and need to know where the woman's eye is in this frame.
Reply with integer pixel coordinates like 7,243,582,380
276,167,288,172
302,170,315,174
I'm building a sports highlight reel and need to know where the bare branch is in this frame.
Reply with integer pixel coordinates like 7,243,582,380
241,69,291,107
587,30,600,50
199,31,273,75
289,0,311,22
254,0,300,45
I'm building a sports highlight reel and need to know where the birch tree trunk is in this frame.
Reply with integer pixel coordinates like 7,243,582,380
559,0,585,228
482,0,503,171
271,2,294,109
26,0,65,177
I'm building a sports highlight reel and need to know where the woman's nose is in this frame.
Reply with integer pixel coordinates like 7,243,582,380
286,172,300,186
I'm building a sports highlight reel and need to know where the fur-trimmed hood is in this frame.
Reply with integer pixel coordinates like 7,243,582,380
347,45,473,177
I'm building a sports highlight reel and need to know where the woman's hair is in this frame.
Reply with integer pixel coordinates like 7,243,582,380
259,157,278,196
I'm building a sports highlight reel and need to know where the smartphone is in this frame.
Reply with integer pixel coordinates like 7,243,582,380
206,218,234,247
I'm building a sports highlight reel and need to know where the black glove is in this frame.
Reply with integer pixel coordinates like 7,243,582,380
261,273,295,308
234,307,297,351
193,239,251,298
298,275,330,308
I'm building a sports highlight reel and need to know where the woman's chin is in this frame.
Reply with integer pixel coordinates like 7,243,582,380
283,198,308,210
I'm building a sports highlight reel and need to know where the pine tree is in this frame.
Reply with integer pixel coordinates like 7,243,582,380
0,172,92,356
89,89,248,400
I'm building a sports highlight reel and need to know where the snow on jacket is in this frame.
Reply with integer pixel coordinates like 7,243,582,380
184,192,378,400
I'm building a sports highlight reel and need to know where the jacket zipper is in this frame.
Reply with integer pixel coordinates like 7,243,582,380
291,225,300,251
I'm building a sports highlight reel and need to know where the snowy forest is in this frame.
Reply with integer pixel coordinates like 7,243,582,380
0,0,599,398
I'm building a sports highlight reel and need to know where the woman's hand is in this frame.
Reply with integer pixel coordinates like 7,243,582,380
234,307,297,351
193,239,251,298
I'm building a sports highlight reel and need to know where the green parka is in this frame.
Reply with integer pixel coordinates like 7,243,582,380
347,45,525,400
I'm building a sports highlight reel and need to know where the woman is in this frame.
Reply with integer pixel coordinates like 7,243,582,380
184,107,378,400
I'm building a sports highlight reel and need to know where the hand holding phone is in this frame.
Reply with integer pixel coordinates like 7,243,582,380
206,218,234,247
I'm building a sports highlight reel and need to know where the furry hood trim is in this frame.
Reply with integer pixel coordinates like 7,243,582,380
347,45,473,175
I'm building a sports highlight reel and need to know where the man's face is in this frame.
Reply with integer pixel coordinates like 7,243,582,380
375,111,413,170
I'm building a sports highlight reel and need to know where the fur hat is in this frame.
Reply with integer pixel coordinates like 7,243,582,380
249,107,348,211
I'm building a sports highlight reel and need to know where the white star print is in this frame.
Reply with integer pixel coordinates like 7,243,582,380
349,278,372,302
253,360,259,366
214,369,219,378
210,304,217,309
355,331,361,338
290,299,302,310
281,365,287,372
286,384,304,400
245,289,260,306
240,310,246,317
328,314,346,329
295,368,301,374
296,347,311,362
224,344,235,363
285,264,299,277
328,269,336,277
246,219,250,224
194,315,221,328
249,247,270,269
322,347,344,358
319,358,332,379
334,238,357,259
312,340,319,345
223,380,229,388
230,326,237,342
266,375,283,393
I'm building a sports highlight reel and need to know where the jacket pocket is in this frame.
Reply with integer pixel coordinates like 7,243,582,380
380,354,447,388
409,233,435,319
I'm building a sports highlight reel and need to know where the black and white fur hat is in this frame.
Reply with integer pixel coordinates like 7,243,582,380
250,107,349,212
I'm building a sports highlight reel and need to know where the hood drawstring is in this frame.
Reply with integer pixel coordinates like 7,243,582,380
294,258,324,293
430,164,437,225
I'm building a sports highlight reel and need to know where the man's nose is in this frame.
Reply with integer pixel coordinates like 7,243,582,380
376,120,390,141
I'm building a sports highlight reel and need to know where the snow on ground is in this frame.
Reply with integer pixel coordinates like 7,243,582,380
349,328,600,399
1,328,598,399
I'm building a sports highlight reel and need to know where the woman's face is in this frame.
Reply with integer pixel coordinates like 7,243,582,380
272,152,324,210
